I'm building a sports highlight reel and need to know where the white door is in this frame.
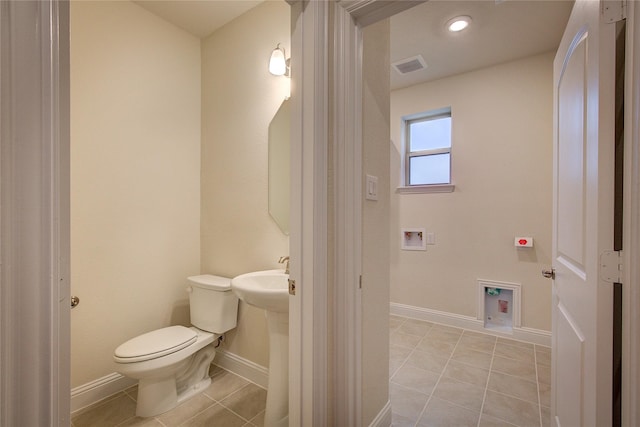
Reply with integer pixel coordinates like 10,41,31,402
552,1,618,426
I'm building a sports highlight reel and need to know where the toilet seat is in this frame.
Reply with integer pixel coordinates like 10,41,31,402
114,326,197,363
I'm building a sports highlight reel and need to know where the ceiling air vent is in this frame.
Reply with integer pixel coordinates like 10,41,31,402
392,55,427,75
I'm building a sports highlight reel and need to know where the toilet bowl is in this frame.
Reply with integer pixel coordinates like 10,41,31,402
114,275,238,417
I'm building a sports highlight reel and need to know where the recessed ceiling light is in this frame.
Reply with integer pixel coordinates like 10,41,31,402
446,16,472,32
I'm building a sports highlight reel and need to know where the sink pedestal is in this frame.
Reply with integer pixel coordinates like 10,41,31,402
264,311,288,427
230,270,289,426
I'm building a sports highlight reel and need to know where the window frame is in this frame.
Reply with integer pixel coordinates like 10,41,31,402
399,107,455,194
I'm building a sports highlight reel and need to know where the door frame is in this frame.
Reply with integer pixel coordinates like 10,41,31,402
623,1,640,424
290,0,422,425
0,0,70,425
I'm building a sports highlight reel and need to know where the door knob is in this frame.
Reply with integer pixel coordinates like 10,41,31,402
542,268,556,279
71,295,80,308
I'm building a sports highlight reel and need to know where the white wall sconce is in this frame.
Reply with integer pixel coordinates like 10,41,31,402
269,43,290,77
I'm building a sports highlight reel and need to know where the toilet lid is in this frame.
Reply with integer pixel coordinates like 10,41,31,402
114,326,197,363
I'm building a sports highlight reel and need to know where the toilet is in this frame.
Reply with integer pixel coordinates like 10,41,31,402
113,275,238,417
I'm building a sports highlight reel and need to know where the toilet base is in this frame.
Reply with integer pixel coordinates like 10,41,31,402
135,344,217,417
136,376,212,417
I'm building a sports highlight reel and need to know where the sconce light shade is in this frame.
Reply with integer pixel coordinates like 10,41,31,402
269,44,288,76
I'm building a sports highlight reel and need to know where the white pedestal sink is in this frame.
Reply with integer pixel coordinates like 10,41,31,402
231,269,289,427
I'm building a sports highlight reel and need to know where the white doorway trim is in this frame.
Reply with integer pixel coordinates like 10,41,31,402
288,1,330,425
292,1,423,425
0,1,70,425
623,1,640,425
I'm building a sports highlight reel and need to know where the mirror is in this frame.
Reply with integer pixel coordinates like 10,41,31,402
268,99,290,235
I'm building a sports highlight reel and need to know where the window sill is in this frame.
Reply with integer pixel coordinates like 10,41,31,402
396,184,455,194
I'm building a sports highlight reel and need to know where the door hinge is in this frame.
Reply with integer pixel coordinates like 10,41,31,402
359,275,362,289
600,250,623,283
602,0,626,23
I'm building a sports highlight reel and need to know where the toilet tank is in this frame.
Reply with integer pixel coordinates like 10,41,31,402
187,275,238,334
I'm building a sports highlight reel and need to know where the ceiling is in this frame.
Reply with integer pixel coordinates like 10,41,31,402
132,0,263,38
390,0,574,89
132,0,574,90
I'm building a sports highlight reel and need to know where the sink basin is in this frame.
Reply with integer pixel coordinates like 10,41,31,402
231,269,289,313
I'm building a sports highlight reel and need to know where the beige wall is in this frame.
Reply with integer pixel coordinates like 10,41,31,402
390,52,554,331
70,1,201,387
201,0,290,368
362,20,391,425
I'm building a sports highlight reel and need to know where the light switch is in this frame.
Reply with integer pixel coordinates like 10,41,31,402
426,232,436,245
365,174,378,201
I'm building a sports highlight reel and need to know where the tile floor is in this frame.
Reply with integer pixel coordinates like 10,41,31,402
71,367,267,427
72,315,551,427
389,314,551,427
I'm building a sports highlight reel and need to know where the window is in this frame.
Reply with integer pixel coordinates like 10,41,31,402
402,108,453,192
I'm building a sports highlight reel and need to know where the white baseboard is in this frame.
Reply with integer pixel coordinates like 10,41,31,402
368,400,392,427
390,302,551,347
71,372,136,415
213,349,269,389
70,350,269,416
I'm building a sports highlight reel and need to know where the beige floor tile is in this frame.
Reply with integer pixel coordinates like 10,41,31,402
482,391,541,427
494,342,535,363
249,410,265,427
391,331,423,349
390,344,413,364
417,397,479,427
457,334,497,354
157,394,215,426
432,376,485,411
478,414,519,427
391,411,419,427
220,383,267,421
431,324,464,335
72,394,137,427
204,368,251,401
487,371,539,404
390,360,405,378
537,363,551,385
390,316,406,331
491,355,537,382
460,330,494,340
389,382,429,421
443,360,490,388
426,327,462,345
535,346,551,367
124,385,138,402
451,346,493,369
390,344,412,377
391,364,441,395
399,319,433,337
497,338,534,350
541,406,551,427
415,337,456,357
538,382,551,408
116,417,164,427
405,349,449,374
179,403,246,427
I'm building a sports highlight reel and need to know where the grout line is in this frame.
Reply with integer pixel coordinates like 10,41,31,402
216,383,266,423
534,344,543,427
476,334,496,427
412,329,464,426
